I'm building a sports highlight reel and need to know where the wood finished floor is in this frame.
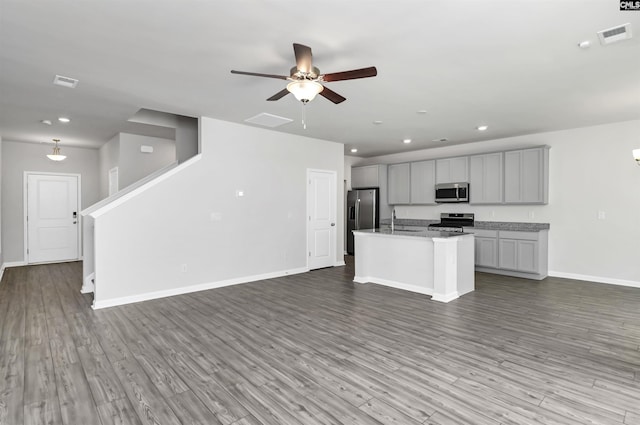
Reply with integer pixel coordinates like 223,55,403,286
1,260,640,425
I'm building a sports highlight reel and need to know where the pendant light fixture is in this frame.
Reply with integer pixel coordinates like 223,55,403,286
47,139,67,161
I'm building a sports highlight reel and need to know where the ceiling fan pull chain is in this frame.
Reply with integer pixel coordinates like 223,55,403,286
302,102,307,129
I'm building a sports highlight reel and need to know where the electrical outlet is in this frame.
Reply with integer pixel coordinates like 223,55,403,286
181,264,187,273
528,211,535,219
598,211,606,220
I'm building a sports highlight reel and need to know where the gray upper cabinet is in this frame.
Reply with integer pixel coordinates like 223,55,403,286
469,152,503,204
436,156,469,183
504,147,549,204
410,160,436,204
388,163,411,204
352,165,382,188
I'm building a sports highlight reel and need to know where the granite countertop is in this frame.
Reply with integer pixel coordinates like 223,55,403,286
353,228,472,239
379,218,550,232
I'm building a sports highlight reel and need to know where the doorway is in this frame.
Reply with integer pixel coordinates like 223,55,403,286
307,169,337,270
24,172,81,264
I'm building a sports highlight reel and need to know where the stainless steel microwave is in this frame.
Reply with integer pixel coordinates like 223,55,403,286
435,182,469,203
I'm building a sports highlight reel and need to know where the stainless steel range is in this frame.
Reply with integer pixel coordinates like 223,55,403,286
427,213,474,232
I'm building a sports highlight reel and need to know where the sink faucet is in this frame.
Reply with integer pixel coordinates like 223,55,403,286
391,208,396,232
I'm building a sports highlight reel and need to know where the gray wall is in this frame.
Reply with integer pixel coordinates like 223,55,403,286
99,134,120,199
176,116,198,163
98,133,176,200
92,117,344,306
118,133,176,191
1,141,100,263
0,136,3,268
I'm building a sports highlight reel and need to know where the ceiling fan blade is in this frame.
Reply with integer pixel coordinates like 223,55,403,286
321,66,378,82
267,88,290,101
319,86,346,104
231,70,288,80
293,43,313,73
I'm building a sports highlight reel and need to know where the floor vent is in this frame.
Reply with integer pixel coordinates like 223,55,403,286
597,23,632,45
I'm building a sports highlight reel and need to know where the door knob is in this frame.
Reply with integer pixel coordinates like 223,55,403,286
331,223,336,226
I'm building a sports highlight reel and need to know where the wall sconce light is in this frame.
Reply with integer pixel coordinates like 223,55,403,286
633,149,640,166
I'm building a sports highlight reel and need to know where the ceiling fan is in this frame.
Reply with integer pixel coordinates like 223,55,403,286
231,43,377,104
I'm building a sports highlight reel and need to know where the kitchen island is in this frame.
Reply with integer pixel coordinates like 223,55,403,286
353,228,475,303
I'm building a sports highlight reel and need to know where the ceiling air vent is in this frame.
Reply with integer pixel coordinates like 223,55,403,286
597,23,632,45
244,113,293,128
53,75,79,88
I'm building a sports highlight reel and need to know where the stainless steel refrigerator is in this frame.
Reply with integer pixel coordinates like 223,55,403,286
347,188,379,255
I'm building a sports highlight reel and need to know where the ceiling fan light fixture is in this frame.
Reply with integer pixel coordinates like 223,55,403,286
47,138,67,161
286,81,323,102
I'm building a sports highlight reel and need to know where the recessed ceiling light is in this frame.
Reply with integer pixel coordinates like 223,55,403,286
373,120,383,125
416,110,427,114
40,119,52,125
476,125,488,131
403,139,412,144
58,117,71,123
350,148,358,153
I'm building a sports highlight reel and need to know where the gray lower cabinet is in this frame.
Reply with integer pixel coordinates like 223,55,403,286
476,237,499,268
387,163,410,204
468,228,549,280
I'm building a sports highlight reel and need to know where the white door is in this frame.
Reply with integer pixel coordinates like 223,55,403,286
307,169,336,270
26,173,80,264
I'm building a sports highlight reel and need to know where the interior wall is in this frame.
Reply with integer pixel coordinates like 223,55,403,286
353,119,640,285
0,136,3,270
118,133,176,190
92,117,344,306
175,116,199,163
98,134,119,199
1,141,100,263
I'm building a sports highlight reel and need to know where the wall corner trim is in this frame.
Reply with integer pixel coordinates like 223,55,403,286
92,266,309,309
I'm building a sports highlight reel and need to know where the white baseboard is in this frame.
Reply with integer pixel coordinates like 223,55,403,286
81,273,95,294
548,271,640,289
3,261,27,268
353,275,433,296
431,291,460,303
334,260,346,267
92,266,309,310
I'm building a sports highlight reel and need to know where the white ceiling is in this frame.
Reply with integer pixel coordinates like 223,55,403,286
1,1,639,157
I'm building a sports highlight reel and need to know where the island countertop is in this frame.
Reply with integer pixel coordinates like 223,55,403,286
353,228,472,239
379,218,550,232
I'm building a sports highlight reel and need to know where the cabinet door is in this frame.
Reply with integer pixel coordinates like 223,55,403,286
470,152,503,204
351,165,379,188
521,149,543,202
475,237,498,268
410,160,435,204
504,151,522,203
504,147,548,204
517,240,538,273
498,239,518,270
388,163,410,204
436,156,469,183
